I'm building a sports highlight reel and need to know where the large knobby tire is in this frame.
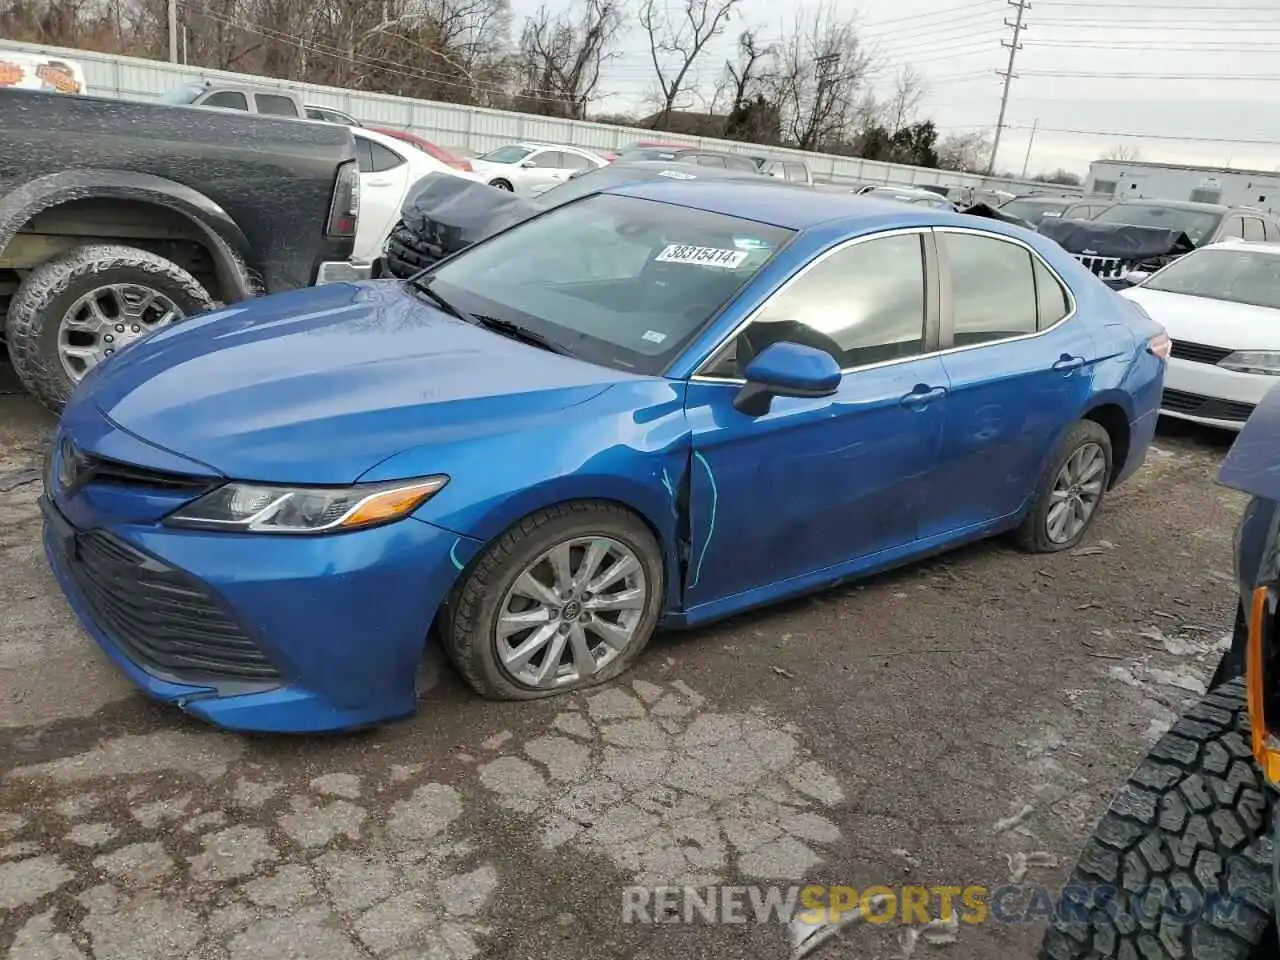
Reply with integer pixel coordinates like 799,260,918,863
5,244,213,413
1017,418,1113,553
1040,679,1276,960
440,502,664,700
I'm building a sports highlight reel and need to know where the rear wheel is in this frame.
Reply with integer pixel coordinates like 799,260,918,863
440,502,664,700
488,179,514,191
1017,419,1112,553
1039,678,1276,960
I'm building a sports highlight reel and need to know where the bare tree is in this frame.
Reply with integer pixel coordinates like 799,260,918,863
883,65,925,135
640,0,742,127
936,131,992,173
517,0,622,118
771,1,873,151
1102,143,1142,162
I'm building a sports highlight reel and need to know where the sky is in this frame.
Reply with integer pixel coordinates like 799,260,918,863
507,0,1280,178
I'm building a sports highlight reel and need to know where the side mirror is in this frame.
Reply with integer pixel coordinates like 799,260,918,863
1123,269,1151,286
733,342,842,416
520,160,537,169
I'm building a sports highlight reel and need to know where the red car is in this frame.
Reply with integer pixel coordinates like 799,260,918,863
368,127,473,173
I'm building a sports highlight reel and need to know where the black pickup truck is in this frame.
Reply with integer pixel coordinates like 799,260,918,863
0,88,359,411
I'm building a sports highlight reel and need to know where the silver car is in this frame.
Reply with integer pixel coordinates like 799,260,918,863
469,143,607,197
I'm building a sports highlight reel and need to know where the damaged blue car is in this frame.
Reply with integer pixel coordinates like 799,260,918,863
41,181,1168,733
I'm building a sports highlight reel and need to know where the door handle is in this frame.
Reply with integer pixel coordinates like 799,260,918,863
900,385,946,408
1052,355,1086,373
367,179,393,187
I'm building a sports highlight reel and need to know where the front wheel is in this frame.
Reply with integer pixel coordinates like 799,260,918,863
440,502,664,700
1017,419,1113,553
488,178,514,191
1039,679,1276,960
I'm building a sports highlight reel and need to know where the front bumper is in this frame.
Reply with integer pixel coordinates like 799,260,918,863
42,492,481,733
1161,359,1276,430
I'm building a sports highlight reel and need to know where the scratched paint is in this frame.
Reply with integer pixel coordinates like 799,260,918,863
690,451,718,589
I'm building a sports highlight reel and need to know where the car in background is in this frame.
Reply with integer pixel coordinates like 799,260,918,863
857,186,957,210
1091,200,1280,248
744,154,813,185
469,142,607,196
40,183,1166,733
347,127,479,267
999,195,1078,226
306,105,361,126
1119,241,1280,431
368,127,473,172
612,145,759,173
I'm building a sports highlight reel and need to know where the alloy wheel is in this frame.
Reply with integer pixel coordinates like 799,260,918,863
495,536,647,689
1046,441,1106,544
58,284,182,381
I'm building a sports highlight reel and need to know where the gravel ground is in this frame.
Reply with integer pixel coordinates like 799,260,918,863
0,361,1247,960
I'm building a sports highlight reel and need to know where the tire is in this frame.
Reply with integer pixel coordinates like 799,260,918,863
1016,419,1113,553
5,244,213,413
440,501,664,700
489,179,514,191
1039,678,1276,960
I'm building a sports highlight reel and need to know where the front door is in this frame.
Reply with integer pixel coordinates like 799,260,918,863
683,229,949,609
922,229,1098,538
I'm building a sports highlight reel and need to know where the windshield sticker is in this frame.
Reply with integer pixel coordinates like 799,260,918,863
658,169,697,180
641,330,668,344
654,244,749,268
732,237,771,250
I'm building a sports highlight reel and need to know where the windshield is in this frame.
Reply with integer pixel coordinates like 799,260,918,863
424,193,793,375
1000,198,1071,224
1143,248,1280,310
480,145,534,164
159,82,205,105
1093,204,1223,246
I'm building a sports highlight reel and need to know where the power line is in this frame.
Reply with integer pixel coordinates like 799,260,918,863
988,0,1029,174
1020,69,1280,80
1025,39,1280,52
1033,19,1280,30
1003,123,1280,146
1035,0,1280,7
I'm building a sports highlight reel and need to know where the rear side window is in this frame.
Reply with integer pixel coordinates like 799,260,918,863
1243,217,1266,242
354,136,375,172
256,93,299,117
1033,258,1070,329
725,155,758,172
943,233,1038,345
696,155,726,168
784,163,808,182
368,141,405,172
202,91,247,110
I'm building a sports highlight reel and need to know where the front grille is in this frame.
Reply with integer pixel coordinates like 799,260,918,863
55,528,279,683
1162,388,1255,423
1169,340,1233,365
1075,253,1134,280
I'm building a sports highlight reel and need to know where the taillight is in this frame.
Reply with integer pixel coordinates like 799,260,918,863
452,158,473,172
1148,331,1171,360
327,159,359,239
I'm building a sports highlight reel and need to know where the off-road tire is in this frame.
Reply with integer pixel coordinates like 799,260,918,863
439,502,664,700
1039,678,1276,960
5,244,213,413
1016,418,1113,553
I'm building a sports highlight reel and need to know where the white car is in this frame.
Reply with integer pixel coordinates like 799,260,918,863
350,127,481,264
1120,241,1280,430
469,143,607,197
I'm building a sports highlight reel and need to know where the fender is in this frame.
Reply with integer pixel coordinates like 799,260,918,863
0,169,256,302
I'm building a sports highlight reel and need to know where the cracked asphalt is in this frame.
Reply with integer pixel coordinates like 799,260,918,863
0,359,1248,960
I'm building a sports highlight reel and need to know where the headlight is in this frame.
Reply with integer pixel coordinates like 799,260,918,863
1219,351,1280,375
165,476,448,534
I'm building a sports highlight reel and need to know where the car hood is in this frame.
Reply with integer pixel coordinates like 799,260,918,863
81,281,638,484
1120,287,1280,350
1220,381,1280,500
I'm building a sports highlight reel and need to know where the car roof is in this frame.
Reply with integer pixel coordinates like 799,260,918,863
1109,199,1230,213
1198,240,1280,255
604,178,969,230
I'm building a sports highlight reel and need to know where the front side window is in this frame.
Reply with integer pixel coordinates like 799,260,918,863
425,194,792,375
1143,248,1280,310
704,233,927,377
1243,217,1266,242
255,93,299,117
160,82,206,105
943,233,1038,346
526,151,564,168
202,91,247,110
784,163,808,182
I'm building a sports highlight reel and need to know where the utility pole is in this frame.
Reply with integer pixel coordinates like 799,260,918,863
987,0,1030,176
168,0,179,64
1021,117,1038,178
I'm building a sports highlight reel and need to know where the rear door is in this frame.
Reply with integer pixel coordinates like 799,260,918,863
352,134,411,262
521,149,569,194
923,229,1097,538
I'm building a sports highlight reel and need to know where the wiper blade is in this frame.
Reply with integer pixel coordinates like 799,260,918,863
408,275,474,324
472,315,573,356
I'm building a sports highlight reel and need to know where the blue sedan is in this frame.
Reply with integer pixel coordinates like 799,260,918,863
41,182,1168,733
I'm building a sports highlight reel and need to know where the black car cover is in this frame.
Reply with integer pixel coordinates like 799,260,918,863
1036,218,1196,259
